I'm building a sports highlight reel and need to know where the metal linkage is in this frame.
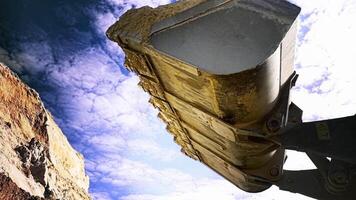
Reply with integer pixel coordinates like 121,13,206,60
280,114,356,164
272,111,356,199
275,155,356,200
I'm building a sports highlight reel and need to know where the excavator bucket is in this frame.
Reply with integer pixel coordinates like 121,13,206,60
107,0,300,193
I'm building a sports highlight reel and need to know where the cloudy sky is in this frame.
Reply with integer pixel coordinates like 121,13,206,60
1,0,356,199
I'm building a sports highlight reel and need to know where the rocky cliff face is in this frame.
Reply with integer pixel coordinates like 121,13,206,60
0,62,90,200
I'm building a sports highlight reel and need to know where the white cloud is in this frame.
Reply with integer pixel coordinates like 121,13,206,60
89,156,199,195
289,0,356,121
120,180,248,200
91,192,113,200
107,0,171,10
119,175,313,200
88,134,126,153
127,139,180,161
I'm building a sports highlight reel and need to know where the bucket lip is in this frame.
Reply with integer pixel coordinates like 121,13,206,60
151,0,230,35
151,0,301,36
148,0,301,75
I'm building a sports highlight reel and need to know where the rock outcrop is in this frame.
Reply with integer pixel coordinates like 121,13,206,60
0,62,90,200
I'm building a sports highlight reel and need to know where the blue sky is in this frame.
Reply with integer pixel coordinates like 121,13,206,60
1,0,356,200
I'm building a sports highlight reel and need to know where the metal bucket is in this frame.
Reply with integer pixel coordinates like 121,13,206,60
149,0,300,127
107,0,301,193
